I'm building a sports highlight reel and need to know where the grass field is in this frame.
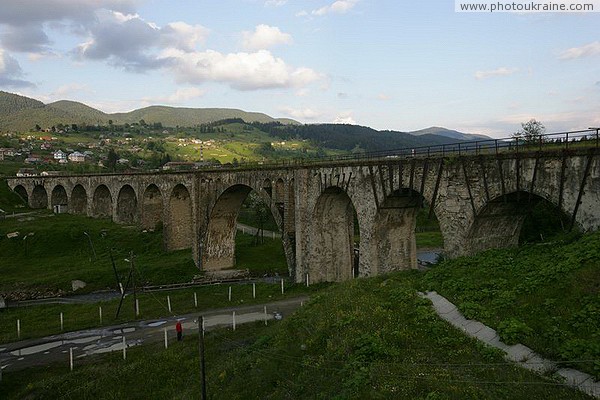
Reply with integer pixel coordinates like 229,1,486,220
0,273,591,400
421,231,600,378
0,213,289,298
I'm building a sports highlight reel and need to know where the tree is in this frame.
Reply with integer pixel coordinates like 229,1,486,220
107,148,119,171
513,119,545,143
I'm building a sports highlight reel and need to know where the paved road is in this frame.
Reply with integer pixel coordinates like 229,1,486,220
0,296,308,373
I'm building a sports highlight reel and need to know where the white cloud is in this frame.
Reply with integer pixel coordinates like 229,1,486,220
280,106,322,120
0,48,35,87
312,0,359,16
474,67,518,80
242,25,292,51
377,93,391,101
53,83,91,97
333,111,356,124
163,48,323,91
74,11,209,71
265,0,287,6
559,41,600,60
161,22,209,52
142,87,206,104
295,10,309,17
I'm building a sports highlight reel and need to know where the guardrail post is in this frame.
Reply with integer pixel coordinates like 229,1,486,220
458,143,461,156
566,132,569,150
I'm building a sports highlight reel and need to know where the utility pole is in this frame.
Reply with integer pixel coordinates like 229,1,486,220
198,315,207,400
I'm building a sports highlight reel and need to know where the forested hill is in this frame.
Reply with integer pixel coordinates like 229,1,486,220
253,122,462,152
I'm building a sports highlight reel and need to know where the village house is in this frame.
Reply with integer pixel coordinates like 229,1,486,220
53,150,67,161
68,151,86,163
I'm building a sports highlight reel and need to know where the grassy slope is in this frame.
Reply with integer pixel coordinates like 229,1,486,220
0,213,197,296
1,274,590,399
421,232,600,378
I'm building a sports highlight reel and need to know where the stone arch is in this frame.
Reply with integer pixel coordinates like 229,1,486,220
262,178,272,197
92,184,112,218
308,186,358,283
274,178,285,201
71,184,87,214
116,185,138,224
467,190,566,253
374,188,426,274
51,185,68,207
142,184,163,230
31,185,48,209
166,184,192,250
203,184,253,270
13,185,28,203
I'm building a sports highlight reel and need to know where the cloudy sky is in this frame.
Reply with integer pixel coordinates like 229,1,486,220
0,0,599,137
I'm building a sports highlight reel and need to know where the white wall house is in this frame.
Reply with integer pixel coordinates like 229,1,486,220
68,151,86,163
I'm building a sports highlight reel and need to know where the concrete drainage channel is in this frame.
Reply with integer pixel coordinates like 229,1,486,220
420,291,600,399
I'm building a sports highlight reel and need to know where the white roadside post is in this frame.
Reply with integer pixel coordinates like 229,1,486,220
135,299,140,317
99,306,103,324
164,328,168,349
264,306,268,326
167,296,172,313
122,337,127,360
60,312,64,331
280,279,284,295
228,286,232,302
17,319,21,339
194,292,198,307
69,348,74,371
232,311,236,331
252,283,256,299
306,273,309,287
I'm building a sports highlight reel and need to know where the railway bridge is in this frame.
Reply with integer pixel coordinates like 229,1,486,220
6,139,600,283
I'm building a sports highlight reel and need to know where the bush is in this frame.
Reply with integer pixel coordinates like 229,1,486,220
497,318,533,345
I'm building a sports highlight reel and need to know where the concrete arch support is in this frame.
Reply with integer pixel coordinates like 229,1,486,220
166,184,192,251
142,184,163,230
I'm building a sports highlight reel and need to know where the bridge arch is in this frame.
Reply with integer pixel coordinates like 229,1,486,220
71,184,87,214
308,186,358,283
116,185,138,224
92,184,112,218
373,188,426,274
166,184,192,251
31,185,48,209
262,178,272,197
203,184,254,270
13,185,28,204
142,184,163,230
51,185,68,208
467,190,568,252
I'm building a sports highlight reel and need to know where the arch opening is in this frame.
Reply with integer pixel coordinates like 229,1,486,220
468,190,569,252
92,185,112,218
71,185,87,214
166,184,192,251
116,185,138,224
142,184,163,230
204,184,285,273
31,185,48,209
14,185,28,204
308,186,358,283
51,185,68,210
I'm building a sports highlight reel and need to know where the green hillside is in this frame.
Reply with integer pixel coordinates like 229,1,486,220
109,105,296,127
0,91,45,115
47,100,109,123
0,92,299,132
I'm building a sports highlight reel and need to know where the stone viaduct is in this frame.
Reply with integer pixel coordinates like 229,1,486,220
6,148,600,283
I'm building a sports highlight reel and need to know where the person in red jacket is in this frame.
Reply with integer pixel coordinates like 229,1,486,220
176,320,183,341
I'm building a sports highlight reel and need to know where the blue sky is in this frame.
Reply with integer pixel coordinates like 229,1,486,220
0,0,598,137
